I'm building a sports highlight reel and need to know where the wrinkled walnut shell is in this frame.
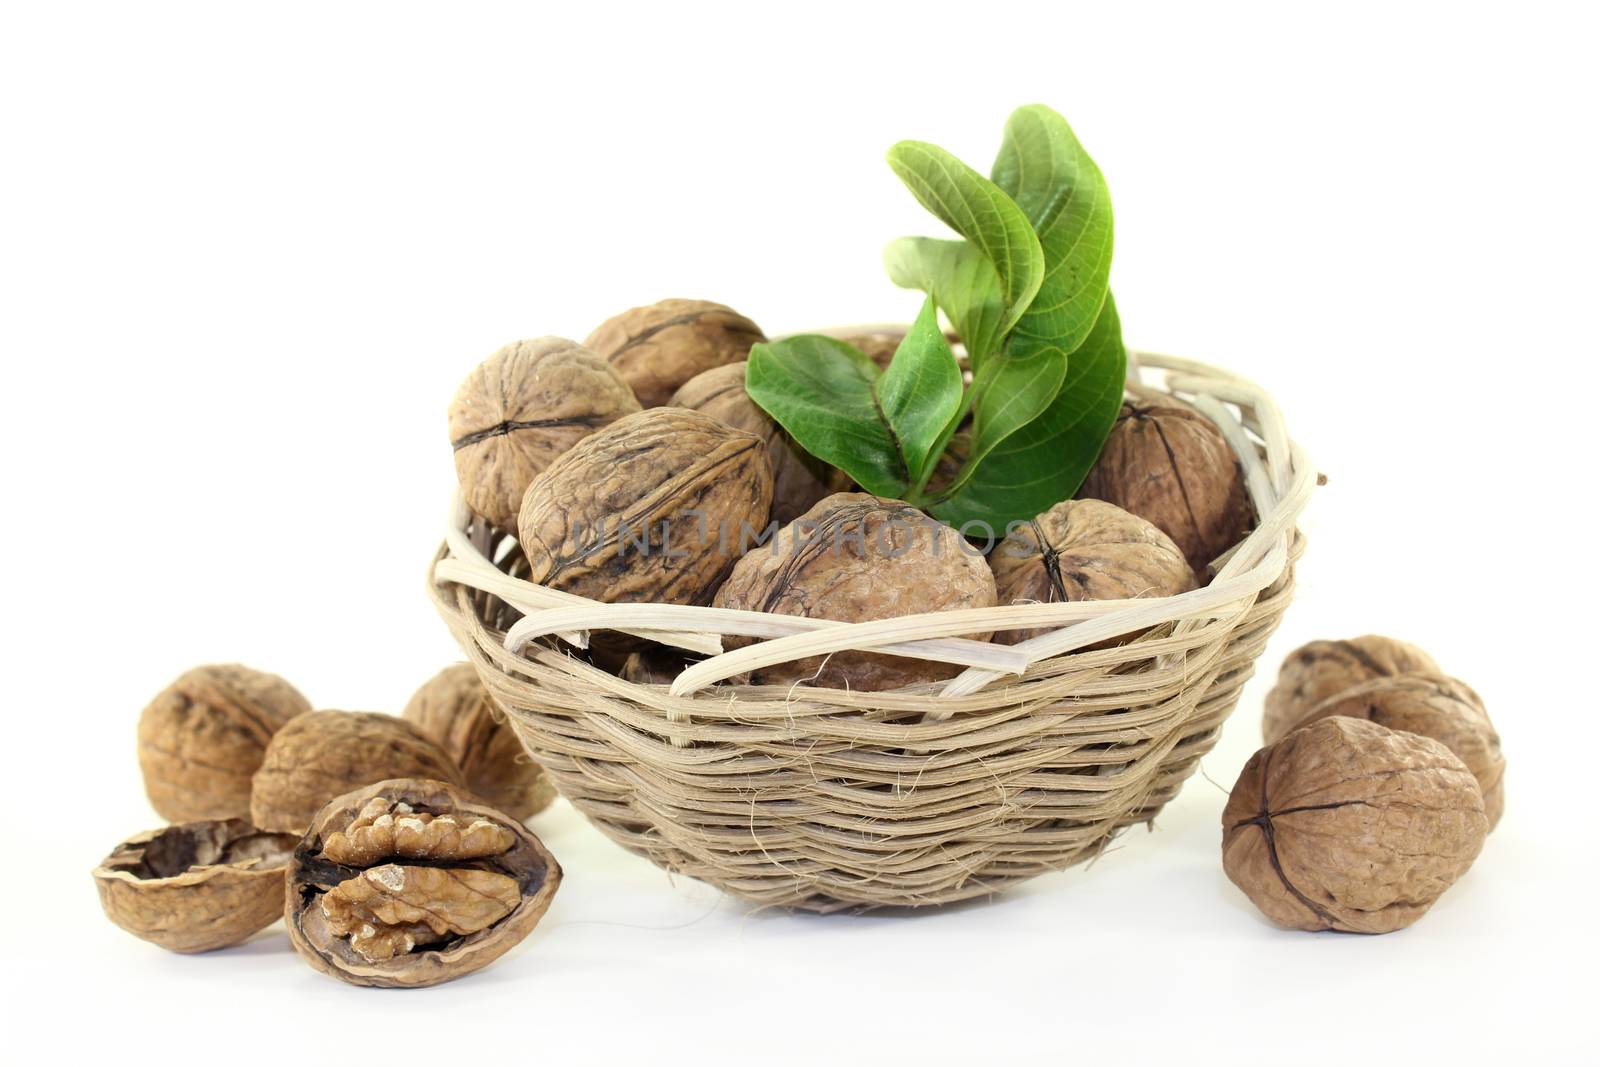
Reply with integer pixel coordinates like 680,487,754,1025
251,711,464,834
403,664,556,821
449,337,641,530
585,299,765,408
712,493,997,690
990,498,1195,644
517,407,774,611
1222,717,1488,934
94,818,298,953
286,778,561,988
137,664,311,822
1078,400,1255,575
670,361,849,524
1287,673,1505,830
1263,635,1440,743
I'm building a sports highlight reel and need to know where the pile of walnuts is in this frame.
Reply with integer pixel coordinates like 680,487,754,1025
96,662,562,987
1222,635,1505,933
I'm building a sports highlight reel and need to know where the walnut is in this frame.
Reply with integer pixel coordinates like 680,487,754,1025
1263,635,1439,743
1283,673,1506,830
712,492,997,690
250,711,463,834
834,328,906,370
1222,717,1488,934
585,299,765,408
449,337,641,530
286,778,561,988
403,664,556,821
1078,400,1255,575
93,818,298,953
137,664,310,822
990,498,1195,644
670,361,849,523
618,649,695,685
518,407,774,611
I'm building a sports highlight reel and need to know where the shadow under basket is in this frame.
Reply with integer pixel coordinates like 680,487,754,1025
428,351,1314,912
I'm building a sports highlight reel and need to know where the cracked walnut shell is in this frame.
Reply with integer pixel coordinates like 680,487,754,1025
585,299,765,408
1263,634,1440,744
251,711,463,834
1078,400,1255,575
404,663,556,821
670,361,849,524
286,779,561,988
990,498,1195,644
518,407,774,610
450,337,641,530
712,493,997,691
1222,716,1488,934
137,664,311,823
94,818,298,953
1283,673,1505,831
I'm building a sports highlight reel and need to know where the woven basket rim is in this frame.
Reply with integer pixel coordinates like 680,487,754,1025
430,349,1313,702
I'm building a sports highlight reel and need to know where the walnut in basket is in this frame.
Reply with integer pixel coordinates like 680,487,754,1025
1078,400,1255,575
449,337,641,531
990,498,1195,644
1222,716,1488,933
585,299,765,408
712,492,997,690
404,664,556,821
1262,634,1439,742
670,361,850,524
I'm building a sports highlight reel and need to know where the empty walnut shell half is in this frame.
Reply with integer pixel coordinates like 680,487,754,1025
404,663,556,821
1222,717,1488,934
94,818,298,953
251,711,464,835
1263,635,1440,743
989,498,1195,644
1286,673,1505,830
712,493,997,690
286,778,561,988
137,664,310,823
518,407,774,611
585,298,765,408
670,361,849,524
1078,400,1255,575
449,337,641,531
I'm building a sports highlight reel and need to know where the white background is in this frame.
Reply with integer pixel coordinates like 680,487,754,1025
2,3,1594,1063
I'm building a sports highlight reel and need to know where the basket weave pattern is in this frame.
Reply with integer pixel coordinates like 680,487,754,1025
430,352,1313,911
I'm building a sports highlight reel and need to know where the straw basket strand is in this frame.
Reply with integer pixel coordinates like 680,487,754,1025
428,351,1314,911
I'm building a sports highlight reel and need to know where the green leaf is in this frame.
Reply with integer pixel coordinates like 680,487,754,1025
875,296,964,490
991,104,1114,357
949,341,1068,497
887,140,1045,341
746,336,907,498
930,292,1126,532
882,237,1007,367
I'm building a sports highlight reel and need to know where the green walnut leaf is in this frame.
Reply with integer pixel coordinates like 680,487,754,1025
991,104,1114,358
882,237,1006,368
951,340,1069,498
886,140,1045,346
930,292,1126,531
874,296,964,490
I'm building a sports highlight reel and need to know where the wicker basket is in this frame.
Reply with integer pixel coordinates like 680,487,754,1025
429,351,1314,912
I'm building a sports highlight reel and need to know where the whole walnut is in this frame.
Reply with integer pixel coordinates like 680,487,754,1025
518,407,774,610
137,664,311,822
1285,673,1505,830
1263,635,1439,743
403,664,556,821
449,337,641,530
585,299,765,408
834,328,906,370
712,493,997,691
94,818,298,953
618,649,697,685
286,778,561,988
251,711,464,834
670,362,849,523
1222,717,1488,934
1078,400,1255,575
990,498,1195,644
